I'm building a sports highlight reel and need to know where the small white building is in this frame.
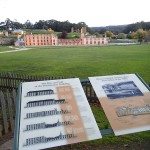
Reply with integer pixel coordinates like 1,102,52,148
14,39,24,46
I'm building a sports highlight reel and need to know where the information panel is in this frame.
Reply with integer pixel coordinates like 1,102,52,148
89,74,150,136
15,78,101,150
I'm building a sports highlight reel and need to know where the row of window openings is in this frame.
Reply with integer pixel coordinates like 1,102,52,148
27,40,55,42
26,43,55,45
25,41,104,45
30,37,50,39
28,36,56,39
58,42,80,45
86,38,104,40
86,41,104,44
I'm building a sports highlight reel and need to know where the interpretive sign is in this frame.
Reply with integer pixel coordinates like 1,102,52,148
89,74,150,136
13,78,101,150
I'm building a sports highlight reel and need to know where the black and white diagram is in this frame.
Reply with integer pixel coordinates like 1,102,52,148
25,108,70,119
102,81,143,99
24,120,73,131
26,89,54,97
23,132,76,146
25,99,66,108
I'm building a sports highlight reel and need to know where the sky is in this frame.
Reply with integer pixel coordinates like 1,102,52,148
0,0,150,27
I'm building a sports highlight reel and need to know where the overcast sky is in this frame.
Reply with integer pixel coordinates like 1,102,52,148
0,0,150,27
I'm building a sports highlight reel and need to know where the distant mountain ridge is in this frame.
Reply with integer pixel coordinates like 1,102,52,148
91,25,127,33
90,21,150,33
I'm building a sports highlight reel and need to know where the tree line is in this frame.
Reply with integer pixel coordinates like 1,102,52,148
0,19,150,42
92,21,150,34
96,22,150,43
0,18,91,33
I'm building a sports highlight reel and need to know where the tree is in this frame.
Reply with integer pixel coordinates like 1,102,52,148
123,21,150,34
105,30,114,38
13,19,23,29
136,29,147,43
94,32,102,37
0,21,6,30
5,18,13,30
127,31,138,39
61,31,67,39
43,25,48,30
144,30,150,42
23,20,33,29
117,33,126,39
98,28,106,34
33,20,45,29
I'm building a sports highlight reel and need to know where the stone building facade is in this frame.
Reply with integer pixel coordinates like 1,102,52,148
24,34,58,46
24,29,108,47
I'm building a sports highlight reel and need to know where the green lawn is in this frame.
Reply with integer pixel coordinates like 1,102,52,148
0,44,150,146
0,46,18,52
0,44,150,83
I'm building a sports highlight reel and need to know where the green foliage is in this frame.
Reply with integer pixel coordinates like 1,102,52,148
91,21,150,36
105,30,114,38
117,33,126,39
66,33,80,39
144,30,150,42
94,32,102,37
124,21,150,34
127,29,149,42
91,106,110,129
0,46,14,52
57,32,81,39
30,29,57,34
136,29,147,43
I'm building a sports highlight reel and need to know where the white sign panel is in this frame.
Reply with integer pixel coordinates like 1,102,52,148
89,74,150,136
16,78,101,150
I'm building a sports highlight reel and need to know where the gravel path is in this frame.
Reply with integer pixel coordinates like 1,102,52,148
0,46,32,54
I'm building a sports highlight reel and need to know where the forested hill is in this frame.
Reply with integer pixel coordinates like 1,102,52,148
91,21,150,34
91,25,127,34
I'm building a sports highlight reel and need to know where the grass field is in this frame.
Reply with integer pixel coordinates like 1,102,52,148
0,46,17,52
0,44,150,83
0,44,150,147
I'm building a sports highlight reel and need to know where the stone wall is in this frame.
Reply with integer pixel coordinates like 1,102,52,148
0,36,17,46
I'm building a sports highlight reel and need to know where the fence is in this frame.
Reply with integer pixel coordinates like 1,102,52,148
1,72,150,103
0,72,99,103
0,89,16,143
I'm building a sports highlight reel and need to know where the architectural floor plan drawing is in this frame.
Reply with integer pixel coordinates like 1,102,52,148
14,78,102,150
89,74,150,136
